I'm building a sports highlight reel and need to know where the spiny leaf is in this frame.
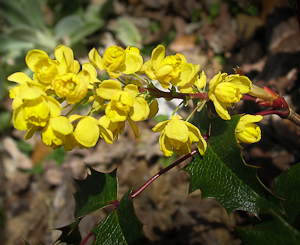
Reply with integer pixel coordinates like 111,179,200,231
185,115,282,217
274,162,300,227
92,189,147,245
237,212,300,245
73,166,118,218
53,219,81,245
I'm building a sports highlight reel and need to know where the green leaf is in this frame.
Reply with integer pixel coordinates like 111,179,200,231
185,115,282,217
237,212,300,245
54,15,82,40
73,166,118,218
288,0,297,10
0,0,33,26
92,189,147,245
0,111,12,131
23,0,47,30
0,35,34,54
191,103,212,135
112,17,142,48
274,163,300,226
54,219,82,245
69,20,104,45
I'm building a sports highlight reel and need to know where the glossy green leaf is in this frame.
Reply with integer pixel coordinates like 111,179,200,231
185,115,282,216
92,189,147,245
73,166,118,218
237,212,300,245
274,162,300,226
54,219,82,245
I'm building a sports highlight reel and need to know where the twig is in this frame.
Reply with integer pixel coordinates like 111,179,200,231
130,149,198,198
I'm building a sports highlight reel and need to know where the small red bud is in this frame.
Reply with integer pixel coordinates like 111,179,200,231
234,67,244,76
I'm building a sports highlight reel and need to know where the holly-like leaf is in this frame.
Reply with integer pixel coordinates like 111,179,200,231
185,115,282,216
53,219,81,245
237,212,300,245
73,166,118,218
92,189,147,245
273,162,300,227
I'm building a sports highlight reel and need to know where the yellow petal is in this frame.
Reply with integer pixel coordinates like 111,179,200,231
19,88,44,100
89,48,104,70
225,75,252,94
129,97,150,121
152,119,169,132
197,136,207,156
194,71,207,89
55,45,74,69
69,114,85,122
210,95,231,120
151,45,165,69
8,72,32,83
160,130,173,157
74,117,99,147
148,99,159,118
13,108,27,130
165,118,189,143
127,117,139,139
118,46,143,74
124,84,139,98
46,96,61,117
209,72,227,91
50,116,73,135
215,82,242,103
25,49,49,71
97,80,122,100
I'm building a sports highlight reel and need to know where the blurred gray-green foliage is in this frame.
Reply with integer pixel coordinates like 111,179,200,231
0,0,119,100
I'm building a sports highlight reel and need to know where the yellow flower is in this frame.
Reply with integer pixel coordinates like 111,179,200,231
89,46,143,78
69,115,113,148
97,80,150,123
42,116,76,150
176,69,207,94
152,115,207,157
208,72,252,120
55,45,80,74
98,115,125,143
235,114,263,144
8,72,47,99
142,45,184,89
52,73,88,104
12,88,61,131
25,49,59,88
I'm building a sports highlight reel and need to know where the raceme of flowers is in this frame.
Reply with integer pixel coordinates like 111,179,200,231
8,44,262,157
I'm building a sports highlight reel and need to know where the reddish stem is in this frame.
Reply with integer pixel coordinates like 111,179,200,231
81,231,93,245
241,94,257,101
130,149,199,198
254,109,289,118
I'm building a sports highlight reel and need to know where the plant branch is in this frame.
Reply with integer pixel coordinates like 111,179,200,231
81,231,93,245
130,149,199,198
139,87,209,100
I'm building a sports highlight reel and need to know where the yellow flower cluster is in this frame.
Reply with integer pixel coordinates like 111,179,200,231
8,44,261,157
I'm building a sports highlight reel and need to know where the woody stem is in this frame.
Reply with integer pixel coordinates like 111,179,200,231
130,149,198,198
